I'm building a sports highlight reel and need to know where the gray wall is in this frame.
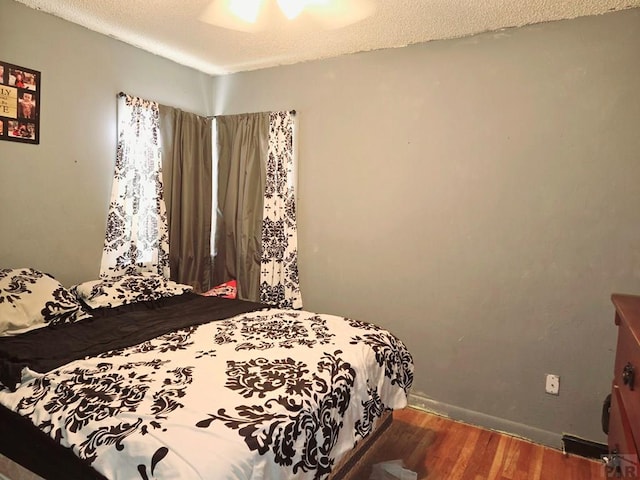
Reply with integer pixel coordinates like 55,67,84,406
0,0,213,286
213,9,640,443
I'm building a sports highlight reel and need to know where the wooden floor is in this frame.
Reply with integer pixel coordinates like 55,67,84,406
343,408,607,480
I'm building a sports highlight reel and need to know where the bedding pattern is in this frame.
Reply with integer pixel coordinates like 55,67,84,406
0,307,413,480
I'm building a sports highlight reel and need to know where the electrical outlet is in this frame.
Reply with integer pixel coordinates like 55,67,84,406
546,374,560,395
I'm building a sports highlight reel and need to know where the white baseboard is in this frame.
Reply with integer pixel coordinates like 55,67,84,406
408,393,562,449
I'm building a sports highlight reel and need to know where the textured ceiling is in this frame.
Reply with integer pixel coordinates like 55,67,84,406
13,0,640,75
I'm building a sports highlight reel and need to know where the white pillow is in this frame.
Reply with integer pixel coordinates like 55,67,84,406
73,273,193,309
0,268,92,336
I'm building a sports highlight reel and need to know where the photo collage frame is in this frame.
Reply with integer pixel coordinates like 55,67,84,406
0,60,41,144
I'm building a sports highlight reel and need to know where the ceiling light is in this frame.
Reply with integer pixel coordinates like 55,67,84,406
228,0,262,23
276,0,306,19
200,0,376,32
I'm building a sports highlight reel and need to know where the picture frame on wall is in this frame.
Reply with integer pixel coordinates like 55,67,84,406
0,60,41,145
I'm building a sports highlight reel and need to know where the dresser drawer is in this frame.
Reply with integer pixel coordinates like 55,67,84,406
609,386,637,454
608,386,639,477
614,315,640,433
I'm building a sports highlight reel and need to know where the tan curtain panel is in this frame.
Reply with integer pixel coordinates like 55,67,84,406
212,113,268,302
159,105,213,292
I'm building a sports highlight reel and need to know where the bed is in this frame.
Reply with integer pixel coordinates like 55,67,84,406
0,268,414,480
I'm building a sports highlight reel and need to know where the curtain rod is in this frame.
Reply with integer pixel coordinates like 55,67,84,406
207,110,296,119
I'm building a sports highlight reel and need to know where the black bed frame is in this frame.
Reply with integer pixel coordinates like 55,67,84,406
0,404,105,479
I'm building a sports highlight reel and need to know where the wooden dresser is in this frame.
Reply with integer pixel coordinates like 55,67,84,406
609,294,640,477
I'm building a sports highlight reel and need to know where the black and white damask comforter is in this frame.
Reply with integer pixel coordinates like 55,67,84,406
0,295,413,480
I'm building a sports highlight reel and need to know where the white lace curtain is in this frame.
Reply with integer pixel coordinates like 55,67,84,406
100,94,170,279
260,111,302,309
